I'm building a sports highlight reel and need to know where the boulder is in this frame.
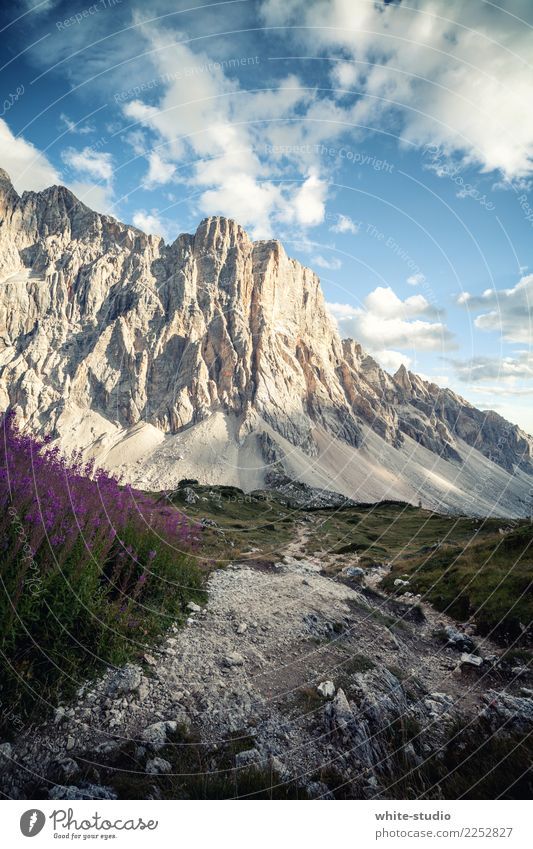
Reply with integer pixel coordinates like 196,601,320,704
57,757,80,781
184,488,199,505
145,757,173,774
445,625,476,653
222,652,245,668
235,749,261,769
482,691,533,732
459,652,483,668
105,664,143,696
140,720,177,750
49,783,118,800
317,681,336,699
511,666,530,679
343,566,364,579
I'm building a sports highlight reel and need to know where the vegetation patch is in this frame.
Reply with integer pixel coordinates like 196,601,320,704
382,525,532,644
41,725,307,800
0,416,205,732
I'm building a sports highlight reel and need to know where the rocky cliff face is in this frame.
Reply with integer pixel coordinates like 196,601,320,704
0,167,532,515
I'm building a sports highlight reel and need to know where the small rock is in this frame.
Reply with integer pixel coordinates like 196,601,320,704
54,707,66,725
306,780,333,799
200,518,218,529
174,708,191,732
141,720,177,750
511,666,530,679
222,652,245,667
236,623,248,634
187,602,202,613
325,688,354,737
444,625,476,653
137,681,150,701
269,755,291,782
183,487,199,505
105,664,143,696
460,652,483,668
394,578,410,587
145,757,173,774
482,690,533,731
58,757,79,781
0,742,12,760
317,680,336,699
235,749,260,769
49,783,118,801
343,566,364,579
403,742,421,766
66,736,75,751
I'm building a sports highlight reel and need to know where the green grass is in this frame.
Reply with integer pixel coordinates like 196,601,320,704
40,724,307,800
382,523,532,643
341,653,377,675
305,504,505,562
0,521,205,734
5,471,531,742
166,484,297,564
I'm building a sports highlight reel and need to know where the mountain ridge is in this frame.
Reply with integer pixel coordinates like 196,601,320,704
0,168,532,516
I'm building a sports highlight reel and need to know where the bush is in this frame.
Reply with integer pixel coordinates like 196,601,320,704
0,414,205,730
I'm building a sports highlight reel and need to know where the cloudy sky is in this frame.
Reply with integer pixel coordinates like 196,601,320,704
1,0,533,431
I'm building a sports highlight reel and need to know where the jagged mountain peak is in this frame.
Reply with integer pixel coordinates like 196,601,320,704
0,167,13,186
0,169,532,516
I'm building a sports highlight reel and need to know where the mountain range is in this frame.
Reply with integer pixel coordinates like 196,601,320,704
1,167,532,516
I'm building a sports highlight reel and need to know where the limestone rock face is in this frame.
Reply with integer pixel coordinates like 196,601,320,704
0,168,532,515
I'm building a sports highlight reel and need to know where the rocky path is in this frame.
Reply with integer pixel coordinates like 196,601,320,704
1,518,531,800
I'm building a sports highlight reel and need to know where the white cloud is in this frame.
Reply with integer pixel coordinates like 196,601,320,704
142,151,176,188
125,130,147,157
0,119,116,215
119,19,327,237
407,272,426,286
328,286,455,369
471,385,533,397
417,372,450,387
451,353,533,383
329,213,360,234
331,61,359,90
0,118,59,192
374,349,412,373
59,113,93,135
453,275,533,432
62,146,113,182
364,286,439,319
312,254,342,270
198,175,283,239
289,170,327,227
458,274,533,343
260,0,533,180
132,209,165,237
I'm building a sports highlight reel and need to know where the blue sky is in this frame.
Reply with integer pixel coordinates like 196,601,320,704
1,0,533,431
